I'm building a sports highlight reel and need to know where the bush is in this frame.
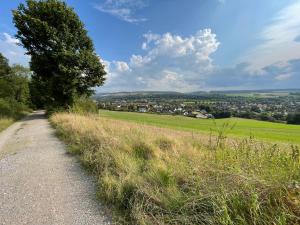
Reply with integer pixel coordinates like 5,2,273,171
46,97,98,116
45,105,66,117
69,97,98,114
213,110,232,119
0,98,29,119
287,112,300,125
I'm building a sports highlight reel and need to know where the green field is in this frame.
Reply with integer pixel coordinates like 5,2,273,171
100,110,300,144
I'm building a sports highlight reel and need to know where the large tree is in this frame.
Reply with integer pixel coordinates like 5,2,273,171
13,0,106,108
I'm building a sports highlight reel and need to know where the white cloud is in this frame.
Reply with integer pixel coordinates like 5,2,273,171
94,0,148,23
114,61,130,72
129,54,151,68
146,70,199,92
141,42,147,50
101,29,220,92
100,24,300,92
275,73,292,81
243,1,300,71
0,33,29,66
3,33,20,44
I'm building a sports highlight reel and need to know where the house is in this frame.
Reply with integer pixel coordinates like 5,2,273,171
200,109,207,114
138,105,148,113
206,114,214,119
195,113,208,119
187,111,208,119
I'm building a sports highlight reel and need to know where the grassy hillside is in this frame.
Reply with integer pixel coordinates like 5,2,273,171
51,112,300,225
0,118,14,132
100,110,300,144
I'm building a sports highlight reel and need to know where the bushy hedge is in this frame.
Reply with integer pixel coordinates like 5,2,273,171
287,112,300,125
0,98,30,119
68,97,98,114
46,97,98,116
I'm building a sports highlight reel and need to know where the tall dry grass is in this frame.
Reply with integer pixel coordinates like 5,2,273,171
51,112,300,225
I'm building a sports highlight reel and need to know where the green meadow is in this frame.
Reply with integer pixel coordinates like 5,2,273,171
100,110,300,144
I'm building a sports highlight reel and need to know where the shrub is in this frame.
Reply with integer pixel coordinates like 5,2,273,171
69,97,98,114
287,112,300,125
0,98,29,119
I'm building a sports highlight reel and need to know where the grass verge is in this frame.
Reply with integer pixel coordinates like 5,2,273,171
51,112,300,225
0,118,14,133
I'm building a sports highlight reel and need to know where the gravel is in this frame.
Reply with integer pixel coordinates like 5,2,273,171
0,111,112,225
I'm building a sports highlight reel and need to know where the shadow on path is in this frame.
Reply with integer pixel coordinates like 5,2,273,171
22,111,46,122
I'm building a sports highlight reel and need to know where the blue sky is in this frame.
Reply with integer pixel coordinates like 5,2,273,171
1,0,300,92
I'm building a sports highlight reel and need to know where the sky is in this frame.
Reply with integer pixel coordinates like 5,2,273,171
1,0,300,92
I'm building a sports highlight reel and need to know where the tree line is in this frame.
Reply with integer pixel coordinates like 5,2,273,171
0,53,31,118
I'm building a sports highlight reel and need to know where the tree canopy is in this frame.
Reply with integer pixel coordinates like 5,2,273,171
0,54,31,105
13,0,106,108
0,53,31,118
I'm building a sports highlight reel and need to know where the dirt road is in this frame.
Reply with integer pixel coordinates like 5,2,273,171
0,111,111,225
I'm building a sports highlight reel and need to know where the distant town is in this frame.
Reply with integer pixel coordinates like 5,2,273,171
96,90,300,124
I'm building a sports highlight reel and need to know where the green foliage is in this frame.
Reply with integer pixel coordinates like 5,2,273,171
287,112,300,125
0,98,29,119
0,54,31,120
69,97,98,114
13,0,106,108
1,65,31,105
29,74,46,109
0,53,10,77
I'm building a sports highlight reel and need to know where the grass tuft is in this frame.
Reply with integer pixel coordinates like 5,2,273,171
132,141,154,160
0,117,14,132
155,137,174,151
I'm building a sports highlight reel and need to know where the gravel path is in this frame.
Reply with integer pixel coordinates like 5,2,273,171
0,111,112,225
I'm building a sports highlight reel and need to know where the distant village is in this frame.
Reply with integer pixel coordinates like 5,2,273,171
99,101,214,118
97,92,300,122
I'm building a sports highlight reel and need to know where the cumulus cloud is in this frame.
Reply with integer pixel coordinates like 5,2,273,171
102,34,300,92
101,29,220,92
206,59,300,90
99,0,300,93
242,1,300,71
0,33,29,66
113,61,131,72
94,0,148,23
